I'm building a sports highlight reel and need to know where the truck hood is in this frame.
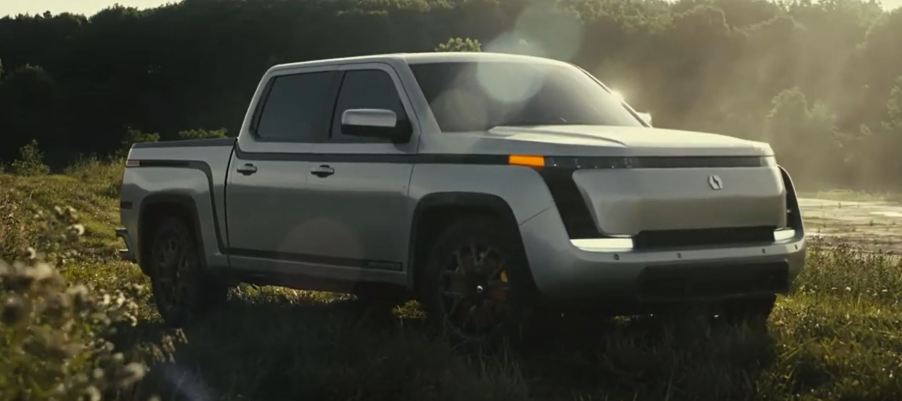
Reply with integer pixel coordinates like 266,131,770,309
478,127,784,236
459,125,774,157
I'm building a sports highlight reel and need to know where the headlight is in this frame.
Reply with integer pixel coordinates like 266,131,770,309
571,237,634,251
773,228,796,242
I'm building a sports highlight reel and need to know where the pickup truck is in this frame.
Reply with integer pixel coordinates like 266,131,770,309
118,52,805,342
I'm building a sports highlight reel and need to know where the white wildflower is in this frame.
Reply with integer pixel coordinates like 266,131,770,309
82,385,101,401
68,224,86,236
116,362,146,388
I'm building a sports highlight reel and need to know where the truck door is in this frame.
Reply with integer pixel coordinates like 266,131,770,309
226,67,339,271
299,65,419,272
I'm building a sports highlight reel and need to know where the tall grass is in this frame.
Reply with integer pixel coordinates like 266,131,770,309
0,162,899,401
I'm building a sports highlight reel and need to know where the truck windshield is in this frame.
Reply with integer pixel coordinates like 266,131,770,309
410,61,643,132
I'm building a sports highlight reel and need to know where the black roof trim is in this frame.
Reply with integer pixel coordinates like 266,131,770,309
131,137,236,149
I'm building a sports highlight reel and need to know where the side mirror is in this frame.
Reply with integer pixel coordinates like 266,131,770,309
637,112,653,126
341,109,410,142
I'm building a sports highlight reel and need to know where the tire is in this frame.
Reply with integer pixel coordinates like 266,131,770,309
148,217,226,327
421,217,533,346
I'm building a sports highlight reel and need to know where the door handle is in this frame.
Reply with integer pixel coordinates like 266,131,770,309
236,163,258,175
310,164,335,178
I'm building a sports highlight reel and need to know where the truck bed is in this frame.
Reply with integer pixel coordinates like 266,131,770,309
120,137,236,269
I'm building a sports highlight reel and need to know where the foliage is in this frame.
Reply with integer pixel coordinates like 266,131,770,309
886,75,902,131
64,155,125,183
64,155,126,198
0,65,63,164
176,128,229,140
0,164,146,400
120,128,159,152
434,37,482,52
765,88,842,181
10,140,50,176
0,259,146,401
0,164,123,265
0,1,901,188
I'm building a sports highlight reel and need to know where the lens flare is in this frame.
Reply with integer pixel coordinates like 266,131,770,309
475,61,546,106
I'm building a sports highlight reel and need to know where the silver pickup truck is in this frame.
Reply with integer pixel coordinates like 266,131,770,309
118,52,805,342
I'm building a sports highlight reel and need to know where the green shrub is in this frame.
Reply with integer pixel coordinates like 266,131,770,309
120,128,159,152
435,37,482,52
10,140,49,176
64,156,125,198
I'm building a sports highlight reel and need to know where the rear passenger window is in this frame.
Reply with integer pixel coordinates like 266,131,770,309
255,72,336,142
331,69,408,142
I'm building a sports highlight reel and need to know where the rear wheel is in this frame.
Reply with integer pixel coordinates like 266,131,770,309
148,218,226,327
421,217,532,346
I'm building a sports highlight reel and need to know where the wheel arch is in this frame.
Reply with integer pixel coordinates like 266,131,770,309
137,193,205,274
407,192,535,295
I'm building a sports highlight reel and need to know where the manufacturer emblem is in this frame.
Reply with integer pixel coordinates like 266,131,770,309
708,175,724,190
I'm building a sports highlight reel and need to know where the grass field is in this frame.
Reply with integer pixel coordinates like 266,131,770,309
1,161,900,401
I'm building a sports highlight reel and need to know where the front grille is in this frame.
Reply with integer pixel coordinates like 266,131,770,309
632,226,775,249
638,262,789,300
539,169,600,238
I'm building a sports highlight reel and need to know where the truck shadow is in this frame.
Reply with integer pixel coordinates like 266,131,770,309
118,294,777,401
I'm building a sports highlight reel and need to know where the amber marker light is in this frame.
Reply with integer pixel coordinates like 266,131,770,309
508,154,545,168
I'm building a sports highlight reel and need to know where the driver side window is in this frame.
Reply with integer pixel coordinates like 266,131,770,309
330,69,409,143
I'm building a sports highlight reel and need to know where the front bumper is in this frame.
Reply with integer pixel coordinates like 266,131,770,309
519,208,806,305
115,228,137,262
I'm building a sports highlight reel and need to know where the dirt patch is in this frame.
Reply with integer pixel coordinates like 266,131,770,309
800,198,902,254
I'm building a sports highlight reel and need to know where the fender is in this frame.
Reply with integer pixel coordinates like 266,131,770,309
407,192,531,290
137,193,209,268
779,166,804,233
133,160,227,252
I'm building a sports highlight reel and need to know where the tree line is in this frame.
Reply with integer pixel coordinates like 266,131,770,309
1,0,901,189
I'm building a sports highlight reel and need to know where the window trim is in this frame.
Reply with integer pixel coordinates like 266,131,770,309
327,68,413,143
575,66,650,128
251,69,341,144
315,63,418,146
249,78,275,136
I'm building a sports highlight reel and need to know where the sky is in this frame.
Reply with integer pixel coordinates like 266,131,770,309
1,0,176,17
1,0,901,17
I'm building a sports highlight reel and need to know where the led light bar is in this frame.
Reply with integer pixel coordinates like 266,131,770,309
773,228,796,242
571,237,634,252
572,228,797,252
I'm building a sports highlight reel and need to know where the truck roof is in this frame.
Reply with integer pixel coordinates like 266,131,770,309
268,52,568,72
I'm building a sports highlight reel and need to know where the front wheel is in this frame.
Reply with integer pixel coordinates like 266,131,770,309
148,218,226,327
421,217,533,346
